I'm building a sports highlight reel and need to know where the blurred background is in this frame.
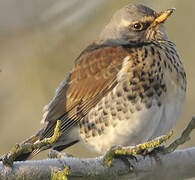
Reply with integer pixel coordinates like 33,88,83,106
0,0,195,161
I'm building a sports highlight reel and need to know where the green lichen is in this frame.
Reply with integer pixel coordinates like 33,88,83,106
2,120,62,166
39,120,62,146
52,166,71,180
104,130,173,167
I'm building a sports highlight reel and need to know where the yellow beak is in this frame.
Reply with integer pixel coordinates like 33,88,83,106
152,8,175,26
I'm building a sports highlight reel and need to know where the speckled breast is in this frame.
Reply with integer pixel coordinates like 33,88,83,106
78,41,186,153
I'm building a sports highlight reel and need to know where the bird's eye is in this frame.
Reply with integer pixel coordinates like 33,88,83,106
131,22,144,31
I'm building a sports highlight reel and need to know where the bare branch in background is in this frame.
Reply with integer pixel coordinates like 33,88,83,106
0,0,109,34
40,0,109,32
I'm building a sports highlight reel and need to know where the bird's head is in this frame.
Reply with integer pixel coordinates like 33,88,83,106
99,4,175,44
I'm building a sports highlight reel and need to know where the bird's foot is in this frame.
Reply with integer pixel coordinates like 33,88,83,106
1,120,62,167
139,145,166,158
114,151,137,171
141,145,166,164
104,130,173,169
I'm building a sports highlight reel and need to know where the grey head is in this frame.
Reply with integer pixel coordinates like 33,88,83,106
99,4,175,45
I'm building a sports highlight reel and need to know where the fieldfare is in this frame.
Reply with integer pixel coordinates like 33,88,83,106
7,4,187,161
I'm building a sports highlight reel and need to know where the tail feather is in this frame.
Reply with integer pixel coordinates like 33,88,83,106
26,149,42,160
21,134,40,144
53,140,79,152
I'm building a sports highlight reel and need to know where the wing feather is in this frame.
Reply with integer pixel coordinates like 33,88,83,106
41,44,130,139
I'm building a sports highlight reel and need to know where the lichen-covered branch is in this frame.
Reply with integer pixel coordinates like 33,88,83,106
0,118,195,180
163,116,195,153
0,148,195,180
1,120,61,166
104,130,173,167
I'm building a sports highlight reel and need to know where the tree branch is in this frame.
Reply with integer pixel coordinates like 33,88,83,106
0,117,195,180
1,120,61,166
0,148,195,180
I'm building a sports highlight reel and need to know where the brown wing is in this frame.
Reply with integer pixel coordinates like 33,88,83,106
41,44,130,139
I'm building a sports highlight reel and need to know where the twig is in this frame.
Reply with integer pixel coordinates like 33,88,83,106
0,148,195,180
163,117,195,154
104,131,173,167
1,120,61,166
0,117,195,179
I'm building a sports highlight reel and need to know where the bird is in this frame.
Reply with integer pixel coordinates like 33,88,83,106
13,3,187,161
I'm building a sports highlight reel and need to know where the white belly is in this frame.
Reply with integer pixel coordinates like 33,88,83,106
80,87,185,154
